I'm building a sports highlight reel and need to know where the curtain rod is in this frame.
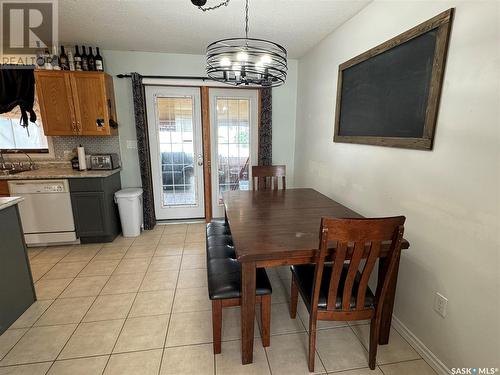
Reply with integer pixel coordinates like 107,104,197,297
116,74,212,81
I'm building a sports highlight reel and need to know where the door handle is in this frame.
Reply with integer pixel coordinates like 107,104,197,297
197,154,203,166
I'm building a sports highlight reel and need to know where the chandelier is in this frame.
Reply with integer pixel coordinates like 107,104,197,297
193,0,288,87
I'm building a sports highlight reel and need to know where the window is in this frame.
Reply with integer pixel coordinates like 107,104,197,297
215,98,251,204
157,97,197,206
0,96,48,153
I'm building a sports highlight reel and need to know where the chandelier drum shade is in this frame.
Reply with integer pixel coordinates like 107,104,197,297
206,38,287,87
195,0,288,87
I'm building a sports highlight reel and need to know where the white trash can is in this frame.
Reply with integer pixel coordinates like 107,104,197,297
114,188,143,237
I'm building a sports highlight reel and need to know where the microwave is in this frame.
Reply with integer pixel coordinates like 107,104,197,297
90,154,120,170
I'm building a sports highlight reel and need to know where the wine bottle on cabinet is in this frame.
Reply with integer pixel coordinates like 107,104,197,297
44,49,52,70
95,47,104,71
87,47,96,71
74,45,82,71
81,46,89,71
59,46,69,70
67,48,75,71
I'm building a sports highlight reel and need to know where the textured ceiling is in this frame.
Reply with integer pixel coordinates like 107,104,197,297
59,0,371,58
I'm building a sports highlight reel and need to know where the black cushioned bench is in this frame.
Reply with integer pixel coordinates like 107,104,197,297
206,220,272,354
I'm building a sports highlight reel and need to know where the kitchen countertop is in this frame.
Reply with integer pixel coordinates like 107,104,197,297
0,196,24,211
0,168,121,180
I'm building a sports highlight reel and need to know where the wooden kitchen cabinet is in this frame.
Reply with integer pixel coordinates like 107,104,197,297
0,181,9,197
35,71,118,136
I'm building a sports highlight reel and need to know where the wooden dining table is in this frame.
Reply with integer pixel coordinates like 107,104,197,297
222,188,410,365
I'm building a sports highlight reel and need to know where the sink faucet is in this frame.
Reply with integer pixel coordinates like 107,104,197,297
0,150,5,169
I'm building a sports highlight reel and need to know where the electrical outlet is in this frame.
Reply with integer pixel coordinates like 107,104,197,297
126,140,137,149
63,150,73,160
434,292,448,318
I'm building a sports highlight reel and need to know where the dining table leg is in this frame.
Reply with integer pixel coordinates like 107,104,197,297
378,255,401,345
240,261,256,364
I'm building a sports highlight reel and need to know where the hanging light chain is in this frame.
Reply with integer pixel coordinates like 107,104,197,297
197,0,230,12
245,0,249,39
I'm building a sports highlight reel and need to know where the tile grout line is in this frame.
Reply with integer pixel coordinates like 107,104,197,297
378,358,439,374
275,271,330,374
42,243,107,373
100,234,159,375
36,243,104,301
1,240,127,368
158,225,187,375
0,243,104,367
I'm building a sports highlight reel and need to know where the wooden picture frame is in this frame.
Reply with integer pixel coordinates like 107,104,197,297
333,8,454,150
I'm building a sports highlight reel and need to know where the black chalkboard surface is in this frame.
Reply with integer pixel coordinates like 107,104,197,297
334,9,453,150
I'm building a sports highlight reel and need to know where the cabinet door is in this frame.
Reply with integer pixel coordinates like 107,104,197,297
35,71,78,136
0,181,9,197
71,191,107,237
70,72,110,136
104,74,118,136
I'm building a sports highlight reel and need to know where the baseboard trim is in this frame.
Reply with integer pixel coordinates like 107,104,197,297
392,315,450,375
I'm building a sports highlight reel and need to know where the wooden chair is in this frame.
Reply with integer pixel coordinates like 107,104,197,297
289,216,406,371
206,224,272,354
252,165,286,190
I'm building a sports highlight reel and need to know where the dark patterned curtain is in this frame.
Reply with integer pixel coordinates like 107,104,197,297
258,88,272,166
131,73,156,230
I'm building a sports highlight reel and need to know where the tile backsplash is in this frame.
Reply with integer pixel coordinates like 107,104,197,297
52,136,121,160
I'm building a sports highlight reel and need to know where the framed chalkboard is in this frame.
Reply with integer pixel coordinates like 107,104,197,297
334,9,454,150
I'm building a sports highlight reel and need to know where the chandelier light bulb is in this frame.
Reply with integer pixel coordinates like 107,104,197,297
255,60,264,72
236,51,249,62
260,54,272,64
220,57,231,66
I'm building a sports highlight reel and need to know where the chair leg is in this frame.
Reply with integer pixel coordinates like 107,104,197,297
290,274,298,319
212,300,222,354
260,295,271,347
308,317,317,372
369,317,379,369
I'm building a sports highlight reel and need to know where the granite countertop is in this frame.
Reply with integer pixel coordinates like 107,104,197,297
0,168,121,180
0,196,24,211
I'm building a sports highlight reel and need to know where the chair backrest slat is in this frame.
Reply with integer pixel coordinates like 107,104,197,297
342,241,366,310
252,165,286,191
326,241,347,310
356,241,381,310
312,217,405,315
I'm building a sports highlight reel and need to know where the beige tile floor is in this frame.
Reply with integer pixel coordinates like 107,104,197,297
0,223,437,375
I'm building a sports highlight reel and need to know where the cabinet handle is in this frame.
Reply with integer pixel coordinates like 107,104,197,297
76,121,81,133
72,121,77,134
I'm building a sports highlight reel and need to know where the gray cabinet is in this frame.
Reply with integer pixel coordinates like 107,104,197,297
69,173,121,243
0,205,36,334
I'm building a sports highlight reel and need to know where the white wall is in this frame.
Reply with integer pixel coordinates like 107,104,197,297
294,0,499,369
102,50,297,188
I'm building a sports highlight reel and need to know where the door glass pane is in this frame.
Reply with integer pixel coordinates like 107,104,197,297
216,98,251,204
157,97,197,207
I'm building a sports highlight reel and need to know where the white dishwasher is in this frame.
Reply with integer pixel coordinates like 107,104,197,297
8,180,78,246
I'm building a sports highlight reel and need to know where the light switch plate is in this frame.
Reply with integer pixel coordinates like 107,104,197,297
126,140,137,149
434,292,448,318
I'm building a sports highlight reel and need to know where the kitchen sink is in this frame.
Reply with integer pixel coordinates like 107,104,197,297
0,169,30,176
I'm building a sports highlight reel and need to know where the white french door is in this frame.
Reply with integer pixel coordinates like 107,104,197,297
209,89,259,218
145,86,205,220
